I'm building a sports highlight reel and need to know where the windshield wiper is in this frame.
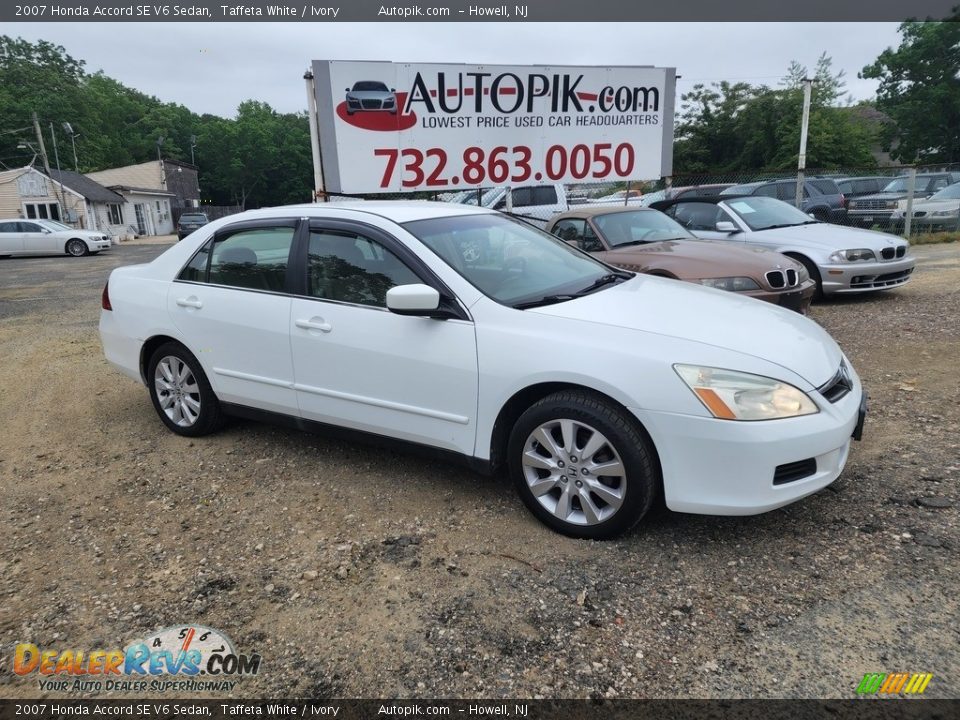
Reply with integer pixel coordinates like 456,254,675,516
512,273,630,310
512,294,580,310
577,272,629,294
756,223,804,231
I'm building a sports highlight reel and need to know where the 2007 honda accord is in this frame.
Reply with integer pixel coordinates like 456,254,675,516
99,202,866,539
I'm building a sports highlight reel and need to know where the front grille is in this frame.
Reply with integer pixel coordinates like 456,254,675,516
896,245,906,258
765,269,799,289
881,247,895,260
856,199,891,211
773,458,817,485
819,362,853,403
361,99,382,109
850,267,914,289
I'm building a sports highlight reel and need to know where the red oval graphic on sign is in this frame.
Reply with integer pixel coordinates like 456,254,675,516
337,92,417,131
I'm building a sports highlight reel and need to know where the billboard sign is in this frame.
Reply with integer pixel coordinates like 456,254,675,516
311,61,676,194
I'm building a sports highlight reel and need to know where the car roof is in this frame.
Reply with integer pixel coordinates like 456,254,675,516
233,200,497,225
649,195,751,211
548,206,661,222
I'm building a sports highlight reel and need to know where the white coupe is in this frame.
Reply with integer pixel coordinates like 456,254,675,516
99,202,866,538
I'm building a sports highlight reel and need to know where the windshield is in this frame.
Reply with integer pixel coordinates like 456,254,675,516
594,210,694,246
456,188,502,207
881,177,934,193
37,220,72,231
403,213,619,307
639,189,666,206
720,196,816,231
352,81,388,92
929,183,960,201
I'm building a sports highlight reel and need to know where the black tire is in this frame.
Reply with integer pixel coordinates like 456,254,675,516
65,239,88,257
507,390,658,539
792,255,824,301
147,342,225,437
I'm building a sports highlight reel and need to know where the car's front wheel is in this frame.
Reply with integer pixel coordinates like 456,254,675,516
508,390,658,539
147,342,225,437
65,239,88,257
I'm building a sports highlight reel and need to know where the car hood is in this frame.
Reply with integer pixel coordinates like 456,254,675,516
750,222,905,251
601,239,796,280
530,276,841,386
896,198,959,212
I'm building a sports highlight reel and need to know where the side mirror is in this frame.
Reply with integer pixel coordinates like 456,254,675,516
715,221,739,233
390,88,396,92
345,87,350,92
386,284,441,316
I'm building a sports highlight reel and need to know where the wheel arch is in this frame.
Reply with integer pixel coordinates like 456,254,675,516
488,381,662,482
64,237,90,253
139,334,184,385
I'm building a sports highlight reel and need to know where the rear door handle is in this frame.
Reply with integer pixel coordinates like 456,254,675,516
176,297,203,309
295,318,332,333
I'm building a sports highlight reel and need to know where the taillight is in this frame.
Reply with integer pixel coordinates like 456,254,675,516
840,193,848,209
101,281,112,311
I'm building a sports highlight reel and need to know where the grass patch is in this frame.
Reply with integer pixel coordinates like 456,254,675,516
908,231,960,245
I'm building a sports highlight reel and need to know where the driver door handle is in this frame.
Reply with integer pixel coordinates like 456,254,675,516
176,297,203,309
295,318,332,333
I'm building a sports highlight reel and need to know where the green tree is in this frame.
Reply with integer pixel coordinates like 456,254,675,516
674,54,877,175
861,15,960,163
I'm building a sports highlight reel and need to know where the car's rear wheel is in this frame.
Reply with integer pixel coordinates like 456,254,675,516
508,390,657,539
147,342,225,437
65,239,88,257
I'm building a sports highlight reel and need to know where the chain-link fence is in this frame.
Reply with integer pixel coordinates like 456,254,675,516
317,163,960,238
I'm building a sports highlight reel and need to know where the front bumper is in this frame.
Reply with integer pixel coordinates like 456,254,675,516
93,240,112,251
820,256,916,294
745,279,816,314
847,210,896,227
630,380,864,515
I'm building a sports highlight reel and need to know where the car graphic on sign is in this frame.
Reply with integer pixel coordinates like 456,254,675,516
345,81,398,115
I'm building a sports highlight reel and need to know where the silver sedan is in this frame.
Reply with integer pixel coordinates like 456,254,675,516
652,195,915,297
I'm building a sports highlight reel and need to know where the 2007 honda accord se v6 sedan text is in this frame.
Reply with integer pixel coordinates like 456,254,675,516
99,201,866,539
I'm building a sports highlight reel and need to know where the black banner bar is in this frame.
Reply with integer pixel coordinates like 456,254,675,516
1,700,958,720
2,0,959,23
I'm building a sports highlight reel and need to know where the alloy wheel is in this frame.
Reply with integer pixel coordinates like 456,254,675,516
154,355,202,427
520,418,626,526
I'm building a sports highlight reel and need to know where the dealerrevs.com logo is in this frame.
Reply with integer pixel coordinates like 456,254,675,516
13,625,261,693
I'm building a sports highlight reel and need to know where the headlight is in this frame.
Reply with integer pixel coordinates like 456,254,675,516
829,248,876,262
886,201,899,209
674,365,819,421
848,201,857,209
932,209,957,217
699,277,761,292
796,264,810,283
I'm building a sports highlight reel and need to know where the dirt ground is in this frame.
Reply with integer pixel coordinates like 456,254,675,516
0,242,957,699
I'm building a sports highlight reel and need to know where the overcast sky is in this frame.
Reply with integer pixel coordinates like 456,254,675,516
8,22,904,117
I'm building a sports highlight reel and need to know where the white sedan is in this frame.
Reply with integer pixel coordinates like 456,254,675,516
0,218,112,257
99,202,866,538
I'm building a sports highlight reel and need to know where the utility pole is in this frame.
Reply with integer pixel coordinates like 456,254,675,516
63,122,79,171
304,69,326,202
33,112,68,222
795,78,815,211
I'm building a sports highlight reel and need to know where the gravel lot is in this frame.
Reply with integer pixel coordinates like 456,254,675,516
1,242,957,699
